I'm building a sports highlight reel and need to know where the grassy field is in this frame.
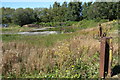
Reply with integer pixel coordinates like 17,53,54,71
1,20,119,78
1,26,35,33
2,33,75,47
2,19,108,47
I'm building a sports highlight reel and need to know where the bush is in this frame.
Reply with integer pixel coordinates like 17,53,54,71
76,19,108,29
36,21,77,27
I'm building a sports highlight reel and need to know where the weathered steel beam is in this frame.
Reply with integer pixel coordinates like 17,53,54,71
99,37,113,78
99,37,106,78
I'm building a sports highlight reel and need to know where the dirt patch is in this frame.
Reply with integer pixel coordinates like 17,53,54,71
22,24,40,28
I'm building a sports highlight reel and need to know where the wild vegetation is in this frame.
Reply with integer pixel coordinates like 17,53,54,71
2,19,108,47
1,20,119,78
1,2,119,26
1,1,119,78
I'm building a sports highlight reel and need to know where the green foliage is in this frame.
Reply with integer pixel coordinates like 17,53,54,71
2,7,15,24
2,33,73,47
12,8,37,26
2,19,108,47
76,19,108,29
36,21,77,27
82,2,119,20
112,21,119,29
53,2,61,8
39,8,52,22
2,25,35,33
1,2,119,26
67,2,82,21
2,20,118,78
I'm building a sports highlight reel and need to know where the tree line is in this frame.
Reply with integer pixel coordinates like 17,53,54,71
1,2,120,26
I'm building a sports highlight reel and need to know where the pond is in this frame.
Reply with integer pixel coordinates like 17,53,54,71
1,27,60,35
17,31,59,35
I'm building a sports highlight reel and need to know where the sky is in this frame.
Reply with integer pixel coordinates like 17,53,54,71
1,0,118,9
1,0,95,9
2,2,55,9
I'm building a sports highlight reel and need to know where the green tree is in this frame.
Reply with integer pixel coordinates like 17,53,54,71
107,2,119,20
2,7,15,24
39,8,52,22
53,2,61,8
34,8,44,22
52,2,68,22
67,2,82,21
82,2,92,19
52,2,61,22
84,2,119,20
61,2,68,21
12,8,36,26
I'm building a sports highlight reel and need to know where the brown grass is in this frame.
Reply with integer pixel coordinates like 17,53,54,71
2,34,100,76
1,21,118,78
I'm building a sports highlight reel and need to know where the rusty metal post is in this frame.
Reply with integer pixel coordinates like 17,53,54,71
99,37,106,78
99,37,113,78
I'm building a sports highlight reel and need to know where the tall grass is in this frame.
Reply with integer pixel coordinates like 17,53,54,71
2,33,75,47
2,35,100,78
2,33,118,78
1,20,118,78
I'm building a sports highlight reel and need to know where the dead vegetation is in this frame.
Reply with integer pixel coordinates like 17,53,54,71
1,21,118,78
